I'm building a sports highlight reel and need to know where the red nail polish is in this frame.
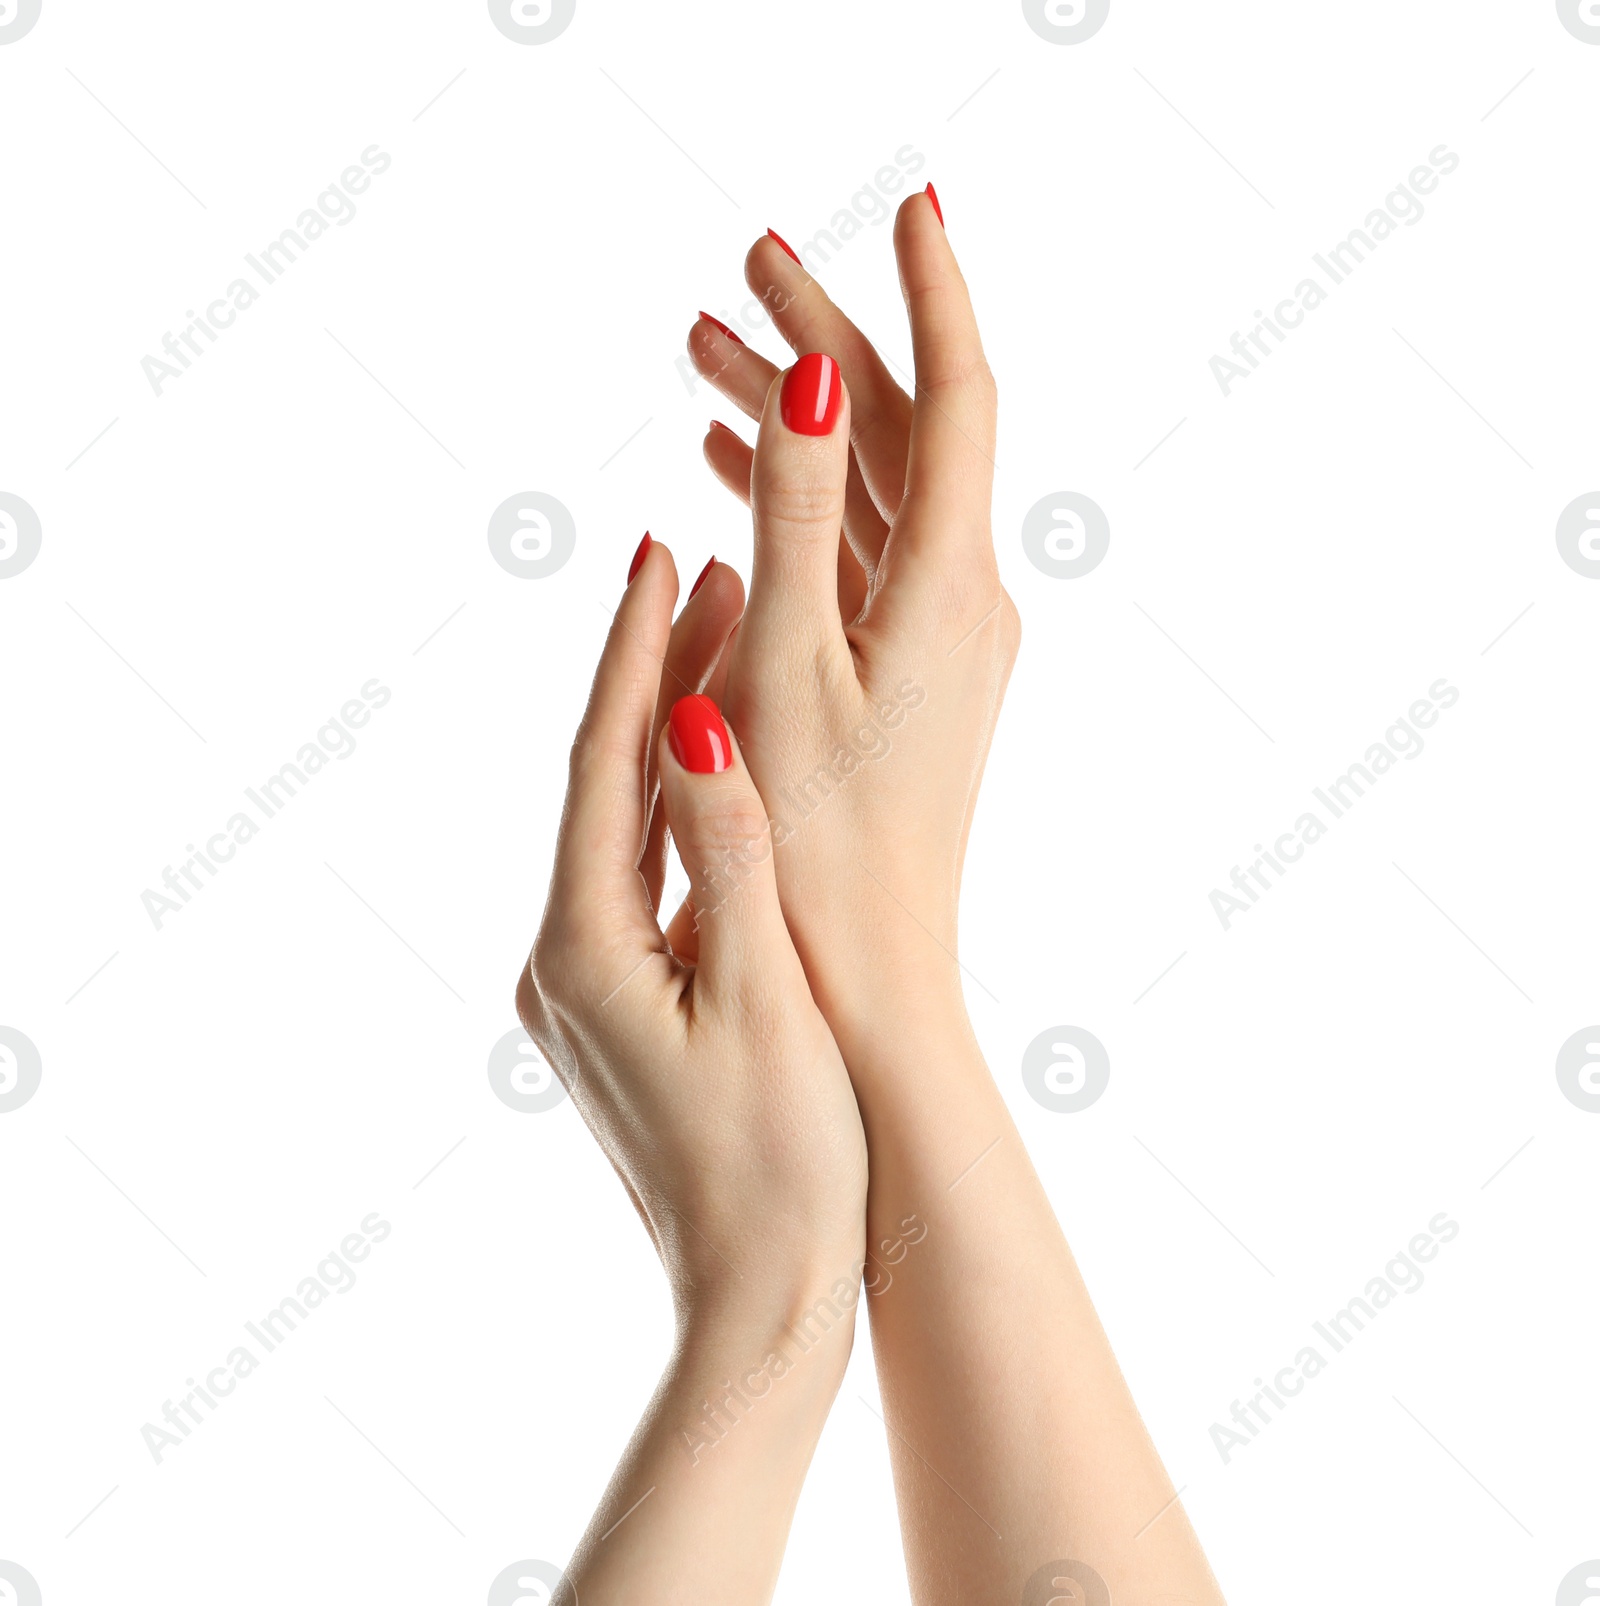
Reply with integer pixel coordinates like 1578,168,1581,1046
627,531,651,583
709,419,730,433
689,556,715,599
768,228,801,266
668,694,731,774
698,311,745,346
780,353,842,436
926,182,944,227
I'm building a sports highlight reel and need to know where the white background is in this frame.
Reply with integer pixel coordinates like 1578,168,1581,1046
2,1,1597,1602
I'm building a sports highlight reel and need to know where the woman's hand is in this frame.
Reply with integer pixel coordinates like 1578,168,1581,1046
680,195,1226,1606
514,541,869,1603
684,191,1018,1071
516,538,867,1334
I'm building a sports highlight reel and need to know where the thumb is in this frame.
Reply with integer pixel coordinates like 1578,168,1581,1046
657,694,795,999
744,355,852,666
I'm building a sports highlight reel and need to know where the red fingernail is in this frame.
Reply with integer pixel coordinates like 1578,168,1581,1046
768,228,801,266
668,694,732,774
709,419,731,433
780,353,842,436
627,531,651,583
926,182,944,227
689,556,715,599
698,311,745,346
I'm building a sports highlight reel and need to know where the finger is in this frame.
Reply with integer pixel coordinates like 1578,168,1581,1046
743,357,853,665
689,319,781,422
745,232,913,528
657,695,797,1001
704,420,887,598
546,534,676,954
841,453,891,586
893,187,998,561
640,561,745,913
653,624,742,959
838,530,869,624
700,619,738,707
703,418,754,502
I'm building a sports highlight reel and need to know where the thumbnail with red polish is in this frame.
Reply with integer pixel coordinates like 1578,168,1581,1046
698,311,745,346
780,353,842,436
689,556,715,599
767,228,801,266
627,531,651,583
926,182,944,226
668,695,732,774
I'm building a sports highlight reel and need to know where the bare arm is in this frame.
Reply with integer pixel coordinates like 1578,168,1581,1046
682,189,1227,1603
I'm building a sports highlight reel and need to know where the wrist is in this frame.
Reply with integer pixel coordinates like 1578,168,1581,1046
820,963,980,1080
679,1253,863,1361
669,1270,861,1449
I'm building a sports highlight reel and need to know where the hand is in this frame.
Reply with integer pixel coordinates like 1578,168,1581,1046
684,191,1017,1067
681,197,1225,1606
515,539,868,1338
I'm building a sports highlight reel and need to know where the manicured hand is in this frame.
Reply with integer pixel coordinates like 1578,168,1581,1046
682,196,1224,1606
515,536,868,1335
685,190,1017,1069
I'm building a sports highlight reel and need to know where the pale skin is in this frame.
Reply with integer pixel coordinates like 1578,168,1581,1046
518,190,1225,1602
516,551,869,1604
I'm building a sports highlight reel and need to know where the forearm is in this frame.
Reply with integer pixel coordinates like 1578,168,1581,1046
844,1000,1225,1606
562,1292,856,1605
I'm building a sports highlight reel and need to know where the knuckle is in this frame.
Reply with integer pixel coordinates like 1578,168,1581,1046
526,931,569,1007
516,950,556,1044
566,725,595,786
922,348,996,404
755,459,843,531
685,797,773,865
567,718,636,789
999,591,1023,656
